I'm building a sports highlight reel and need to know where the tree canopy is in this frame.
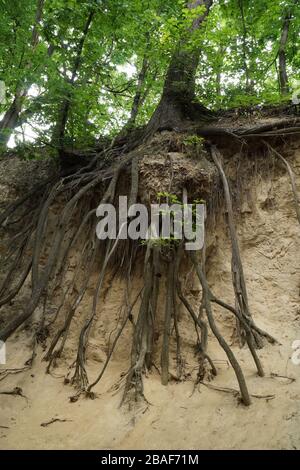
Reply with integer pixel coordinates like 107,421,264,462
0,0,299,148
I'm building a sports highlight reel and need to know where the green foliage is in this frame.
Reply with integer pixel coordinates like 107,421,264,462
156,192,181,204
139,192,206,250
183,135,205,147
0,0,299,148
140,236,180,249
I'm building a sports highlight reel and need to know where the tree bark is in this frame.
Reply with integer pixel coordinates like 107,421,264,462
125,54,149,130
238,0,252,93
0,98,22,147
51,9,95,151
145,0,214,135
278,10,292,95
0,0,45,148
215,45,225,98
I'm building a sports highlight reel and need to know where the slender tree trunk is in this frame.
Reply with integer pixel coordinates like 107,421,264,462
278,11,292,95
145,0,214,135
51,9,95,150
125,54,149,130
216,70,221,97
238,0,252,92
215,46,225,99
0,98,22,147
0,0,45,148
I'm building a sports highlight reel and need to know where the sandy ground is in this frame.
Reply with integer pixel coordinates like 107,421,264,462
1,331,299,449
0,140,300,450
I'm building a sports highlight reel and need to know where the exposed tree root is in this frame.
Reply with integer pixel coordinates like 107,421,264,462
161,258,174,385
1,119,295,408
264,141,300,225
177,279,217,379
199,381,275,401
210,145,268,349
122,247,156,404
87,288,142,394
194,117,300,141
40,418,72,427
0,386,27,399
189,251,251,406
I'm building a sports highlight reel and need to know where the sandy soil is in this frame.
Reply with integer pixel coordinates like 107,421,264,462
0,139,300,450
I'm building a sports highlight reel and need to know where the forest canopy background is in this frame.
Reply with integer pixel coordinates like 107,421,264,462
0,0,299,150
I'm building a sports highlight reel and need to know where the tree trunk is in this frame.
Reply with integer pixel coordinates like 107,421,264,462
278,10,292,95
0,0,45,148
125,54,149,130
51,9,95,151
215,46,225,99
145,0,214,135
238,0,252,93
0,97,22,147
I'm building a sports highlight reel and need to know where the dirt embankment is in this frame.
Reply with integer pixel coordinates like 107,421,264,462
0,133,300,450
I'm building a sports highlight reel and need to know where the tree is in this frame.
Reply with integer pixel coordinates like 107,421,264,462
278,0,298,95
123,45,150,130
1,0,299,409
146,0,214,135
0,0,45,147
51,3,96,150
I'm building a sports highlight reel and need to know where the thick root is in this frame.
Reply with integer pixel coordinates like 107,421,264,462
0,129,284,407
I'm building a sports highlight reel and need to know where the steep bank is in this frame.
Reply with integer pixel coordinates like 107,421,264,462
0,126,300,450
